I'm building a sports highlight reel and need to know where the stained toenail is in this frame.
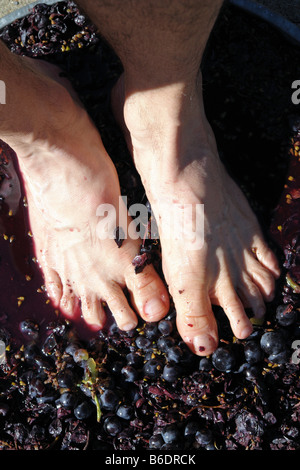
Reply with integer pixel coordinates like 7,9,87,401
89,323,103,331
144,296,166,318
193,334,217,354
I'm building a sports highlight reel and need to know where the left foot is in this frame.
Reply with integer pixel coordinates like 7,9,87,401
112,74,280,355
3,55,170,331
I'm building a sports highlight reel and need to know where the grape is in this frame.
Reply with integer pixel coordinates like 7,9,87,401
166,345,183,363
127,385,141,403
126,352,143,368
74,401,93,420
104,416,122,436
244,340,264,364
161,424,181,444
116,404,133,420
135,335,151,350
149,434,164,449
199,357,212,371
184,421,201,437
60,392,78,409
121,365,139,382
143,323,158,339
195,428,213,446
244,364,260,381
19,320,39,340
143,359,163,378
158,319,173,336
99,389,119,410
162,364,182,382
212,347,236,372
57,369,76,389
42,333,58,357
260,331,286,355
276,304,297,326
268,350,290,364
157,336,175,352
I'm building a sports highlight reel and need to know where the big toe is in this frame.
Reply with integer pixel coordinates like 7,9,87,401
126,262,170,323
172,280,219,356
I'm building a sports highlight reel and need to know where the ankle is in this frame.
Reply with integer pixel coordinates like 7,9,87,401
0,55,79,156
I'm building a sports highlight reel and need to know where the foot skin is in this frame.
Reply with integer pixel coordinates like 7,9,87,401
112,75,281,355
11,58,169,331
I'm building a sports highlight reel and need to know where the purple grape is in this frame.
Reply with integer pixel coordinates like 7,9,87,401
212,347,236,372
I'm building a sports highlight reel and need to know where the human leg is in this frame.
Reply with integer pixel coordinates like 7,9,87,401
0,40,169,330
77,0,280,354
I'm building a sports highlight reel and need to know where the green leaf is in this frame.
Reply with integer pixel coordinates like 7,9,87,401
86,357,98,381
93,393,102,423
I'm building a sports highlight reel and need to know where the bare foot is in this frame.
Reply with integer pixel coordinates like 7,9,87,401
8,58,169,331
112,74,281,355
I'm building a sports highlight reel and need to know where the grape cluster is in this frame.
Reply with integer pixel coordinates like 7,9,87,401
0,293,299,450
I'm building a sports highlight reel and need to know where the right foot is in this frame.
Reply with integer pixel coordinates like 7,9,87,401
112,74,280,355
4,56,169,331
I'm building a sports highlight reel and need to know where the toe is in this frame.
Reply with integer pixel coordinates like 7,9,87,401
237,276,266,319
248,255,276,302
253,238,281,279
80,294,106,329
217,280,253,339
43,267,63,307
172,280,219,356
103,281,139,331
125,263,170,322
59,288,78,319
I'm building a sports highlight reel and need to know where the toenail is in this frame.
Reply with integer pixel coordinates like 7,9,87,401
89,323,103,331
144,296,166,318
240,325,253,339
193,334,217,354
122,321,137,331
